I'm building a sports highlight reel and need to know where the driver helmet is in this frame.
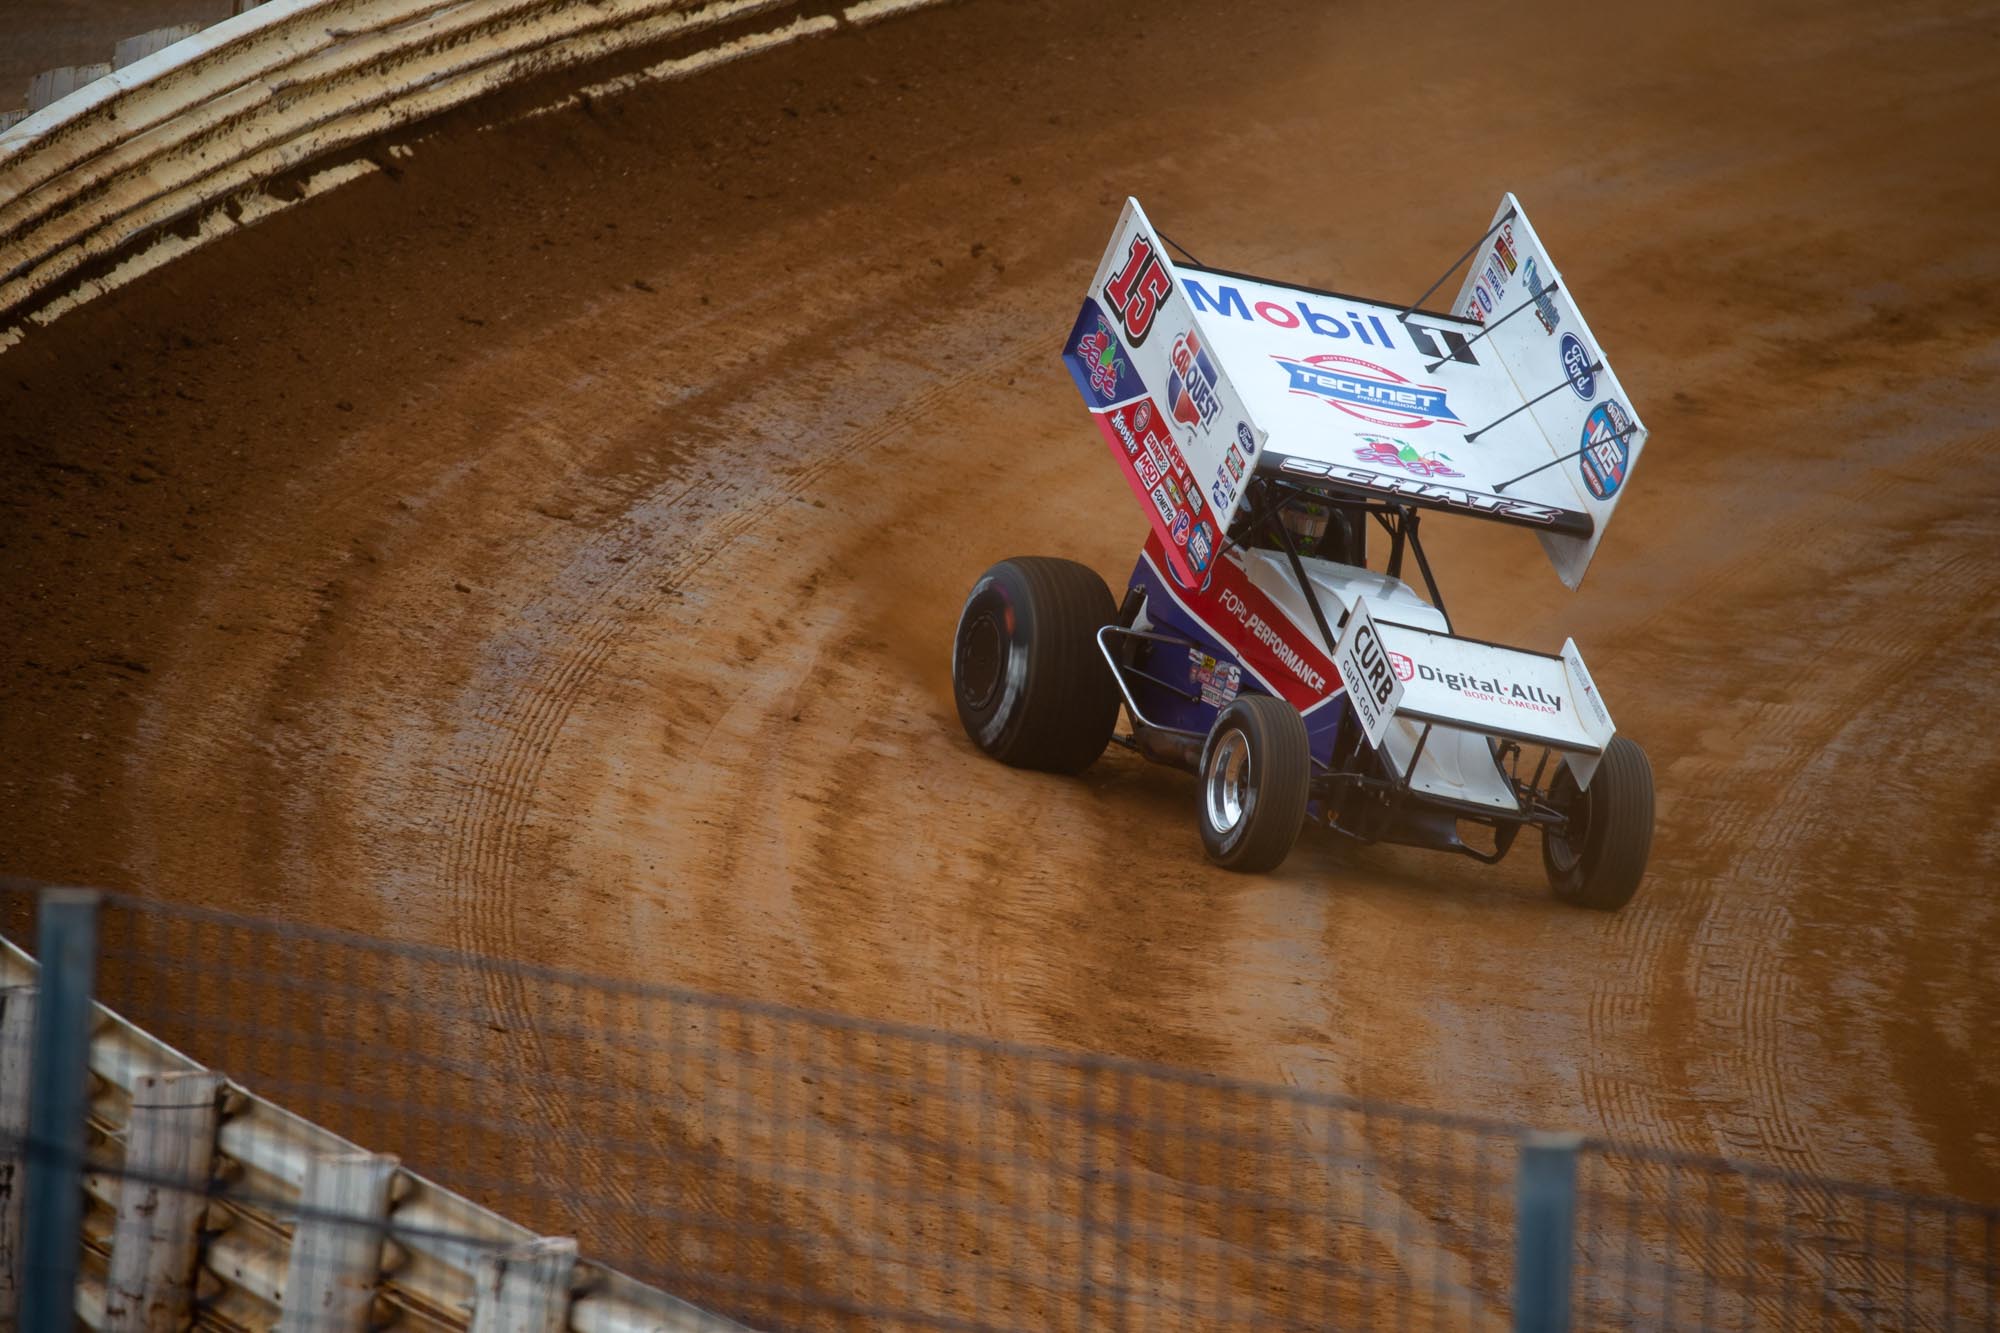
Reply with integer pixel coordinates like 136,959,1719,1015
1280,500,1330,555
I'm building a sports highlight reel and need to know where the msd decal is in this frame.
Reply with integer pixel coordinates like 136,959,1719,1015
1090,395,1209,588
1354,435,1462,479
1063,298,1147,409
1579,400,1635,500
1167,326,1223,433
1276,354,1461,430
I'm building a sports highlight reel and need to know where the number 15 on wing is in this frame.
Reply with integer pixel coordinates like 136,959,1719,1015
1102,236,1173,347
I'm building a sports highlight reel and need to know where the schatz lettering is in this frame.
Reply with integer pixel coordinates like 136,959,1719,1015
1278,456,1564,525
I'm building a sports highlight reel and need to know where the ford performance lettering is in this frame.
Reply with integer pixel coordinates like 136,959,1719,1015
1216,588,1328,695
1276,354,1461,429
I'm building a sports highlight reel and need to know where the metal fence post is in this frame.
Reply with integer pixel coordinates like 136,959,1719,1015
19,888,100,1333
1513,1131,1580,1333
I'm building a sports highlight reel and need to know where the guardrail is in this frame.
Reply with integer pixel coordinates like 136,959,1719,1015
0,894,748,1332
0,0,944,352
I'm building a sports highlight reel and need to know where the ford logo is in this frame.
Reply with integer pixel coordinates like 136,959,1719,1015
1561,333,1595,400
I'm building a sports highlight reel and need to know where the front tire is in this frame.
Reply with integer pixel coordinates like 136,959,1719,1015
1542,735,1655,911
951,557,1120,774
1197,694,1311,872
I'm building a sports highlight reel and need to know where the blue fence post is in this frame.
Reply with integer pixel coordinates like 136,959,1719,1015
1513,1130,1581,1333
19,888,99,1333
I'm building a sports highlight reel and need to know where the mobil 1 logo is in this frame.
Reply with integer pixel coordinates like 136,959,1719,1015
1333,597,1403,750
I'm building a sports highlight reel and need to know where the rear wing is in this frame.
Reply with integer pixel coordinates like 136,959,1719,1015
1337,598,1617,788
1062,196,1649,589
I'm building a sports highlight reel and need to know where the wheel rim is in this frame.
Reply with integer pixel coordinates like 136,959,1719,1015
1205,728,1253,834
957,611,1005,711
1546,774,1592,875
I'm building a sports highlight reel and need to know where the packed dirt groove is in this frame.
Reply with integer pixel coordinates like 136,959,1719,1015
1,0,1997,1320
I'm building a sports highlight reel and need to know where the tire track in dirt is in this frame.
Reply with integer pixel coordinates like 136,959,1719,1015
425,242,1084,1264
1583,422,1997,1177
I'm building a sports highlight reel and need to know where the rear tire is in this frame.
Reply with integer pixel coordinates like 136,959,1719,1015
1197,694,1311,872
1541,736,1654,911
951,557,1120,774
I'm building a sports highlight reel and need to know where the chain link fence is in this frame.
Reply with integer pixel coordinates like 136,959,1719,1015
1,883,1993,1330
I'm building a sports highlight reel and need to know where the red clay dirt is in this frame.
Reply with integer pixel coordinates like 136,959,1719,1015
2,0,1998,1314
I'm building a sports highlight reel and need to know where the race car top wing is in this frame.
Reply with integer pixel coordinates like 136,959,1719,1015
1169,264,1597,545
1062,198,1268,588
1448,193,1649,588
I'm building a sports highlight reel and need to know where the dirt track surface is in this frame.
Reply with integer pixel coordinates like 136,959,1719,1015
3,0,1999,1283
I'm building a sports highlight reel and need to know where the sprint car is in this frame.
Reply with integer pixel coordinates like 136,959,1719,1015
951,196,1655,909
